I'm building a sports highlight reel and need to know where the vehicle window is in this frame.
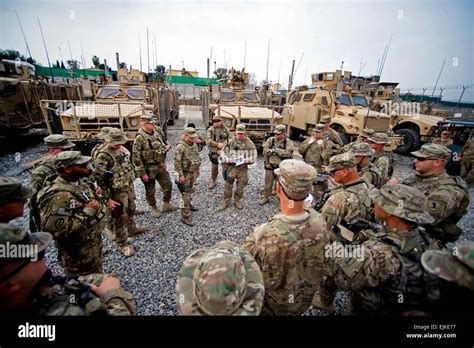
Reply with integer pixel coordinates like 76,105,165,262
126,88,145,99
352,95,368,107
243,92,258,101
220,91,236,101
303,93,315,102
326,73,334,81
321,96,329,107
97,87,120,99
336,94,352,106
377,91,384,96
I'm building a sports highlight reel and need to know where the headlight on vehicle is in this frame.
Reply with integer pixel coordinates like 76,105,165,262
131,119,139,127
224,119,232,127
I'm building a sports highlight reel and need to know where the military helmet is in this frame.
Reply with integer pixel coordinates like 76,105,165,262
0,177,32,205
105,128,128,145
358,128,375,139
369,184,434,224
313,124,325,133
176,240,265,315
274,124,286,135
421,242,474,290
53,151,91,170
235,124,246,134
411,143,451,161
274,159,316,200
140,112,157,123
43,134,75,149
183,127,198,138
348,141,375,157
0,223,52,268
368,132,389,145
320,115,331,124
327,152,357,172
97,127,114,140
212,115,222,122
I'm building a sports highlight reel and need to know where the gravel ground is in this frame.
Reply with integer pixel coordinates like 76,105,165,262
1,105,473,316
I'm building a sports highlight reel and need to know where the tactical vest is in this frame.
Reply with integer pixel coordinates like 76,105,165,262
266,137,288,167
372,153,394,178
97,148,135,191
343,181,372,221
209,126,229,152
176,141,201,173
303,142,326,169
360,163,383,189
136,131,167,164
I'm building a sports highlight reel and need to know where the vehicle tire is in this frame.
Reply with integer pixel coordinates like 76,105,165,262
393,128,421,155
161,123,168,143
50,112,63,134
289,126,301,140
337,131,350,145
167,117,175,126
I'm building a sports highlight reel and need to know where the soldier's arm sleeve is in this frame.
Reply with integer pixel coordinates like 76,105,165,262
321,142,332,161
283,139,295,158
320,193,345,228
426,186,467,223
375,157,389,179
206,127,218,147
298,139,310,156
93,153,112,200
132,136,146,177
29,165,49,193
246,141,258,164
220,140,231,163
332,130,344,146
360,171,373,185
173,145,185,177
262,138,272,156
327,240,400,291
100,289,136,316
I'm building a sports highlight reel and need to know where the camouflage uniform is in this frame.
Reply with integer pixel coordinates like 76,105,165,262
90,127,114,159
432,137,453,147
298,124,332,200
368,133,393,184
347,141,383,189
132,115,174,214
320,152,372,228
219,124,257,210
206,115,230,188
260,124,294,204
94,129,141,255
317,184,441,316
403,144,469,243
244,159,331,315
37,151,107,275
28,135,75,231
0,223,135,315
460,138,474,183
176,240,265,315
320,115,344,153
173,128,202,226
0,176,32,223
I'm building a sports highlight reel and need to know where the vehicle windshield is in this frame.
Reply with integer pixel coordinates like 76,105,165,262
336,94,352,106
220,91,236,101
97,87,120,99
126,88,145,100
352,95,368,107
242,92,258,102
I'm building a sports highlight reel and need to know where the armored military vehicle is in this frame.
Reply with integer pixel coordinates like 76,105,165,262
201,67,283,149
282,70,401,148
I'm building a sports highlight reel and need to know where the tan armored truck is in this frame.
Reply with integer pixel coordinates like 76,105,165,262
40,68,177,150
282,70,400,148
364,81,444,154
201,67,283,149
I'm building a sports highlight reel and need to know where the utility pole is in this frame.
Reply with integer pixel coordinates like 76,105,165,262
37,18,54,82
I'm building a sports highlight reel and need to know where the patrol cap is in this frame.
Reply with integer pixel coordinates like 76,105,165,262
105,128,128,145
274,159,316,200
212,115,222,122
235,124,246,134
53,151,91,170
0,223,53,268
274,124,286,134
358,128,375,139
411,143,451,161
368,132,390,145
140,112,157,123
421,242,474,290
43,134,75,149
313,124,325,133
183,127,198,138
176,240,265,315
369,184,434,224
348,141,375,157
327,152,357,172
97,127,114,140
0,177,32,205
320,115,331,124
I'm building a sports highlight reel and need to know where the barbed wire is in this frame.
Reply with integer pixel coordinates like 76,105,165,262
400,84,474,93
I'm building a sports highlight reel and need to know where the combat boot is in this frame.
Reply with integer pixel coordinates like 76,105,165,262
120,244,135,257
162,202,178,213
208,180,217,189
312,293,335,314
104,228,116,241
259,196,269,205
150,205,161,218
133,208,146,215
181,217,195,227
234,199,243,210
128,226,146,237
218,200,229,211
190,204,199,212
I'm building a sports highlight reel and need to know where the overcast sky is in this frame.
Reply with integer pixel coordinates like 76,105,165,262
1,0,473,101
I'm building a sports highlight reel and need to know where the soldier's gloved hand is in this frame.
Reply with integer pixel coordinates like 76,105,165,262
141,174,149,183
179,176,185,184
388,178,401,185
107,199,120,210
89,274,121,297
217,143,225,150
85,200,100,211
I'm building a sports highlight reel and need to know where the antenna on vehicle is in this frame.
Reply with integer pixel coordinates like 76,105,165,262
15,10,33,62
431,59,446,97
288,59,295,91
154,34,158,70
147,27,150,74
80,37,86,73
243,42,246,69
37,18,54,82
265,38,270,83
138,32,143,72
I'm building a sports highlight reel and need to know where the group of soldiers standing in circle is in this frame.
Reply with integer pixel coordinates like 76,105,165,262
0,111,473,316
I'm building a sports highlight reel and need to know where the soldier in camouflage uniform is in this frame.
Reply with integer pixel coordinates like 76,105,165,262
206,115,230,189
320,115,344,153
347,141,383,188
314,184,441,316
432,129,453,147
0,223,135,315
390,143,469,244
460,138,474,183
94,129,146,256
90,127,114,159
37,151,107,275
176,240,265,315
132,113,178,218
357,128,375,143
298,124,332,201
173,127,202,226
320,152,372,232
244,159,331,315
259,124,294,205
0,176,32,223
29,134,75,231
368,132,393,184
186,123,206,152
219,124,257,210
